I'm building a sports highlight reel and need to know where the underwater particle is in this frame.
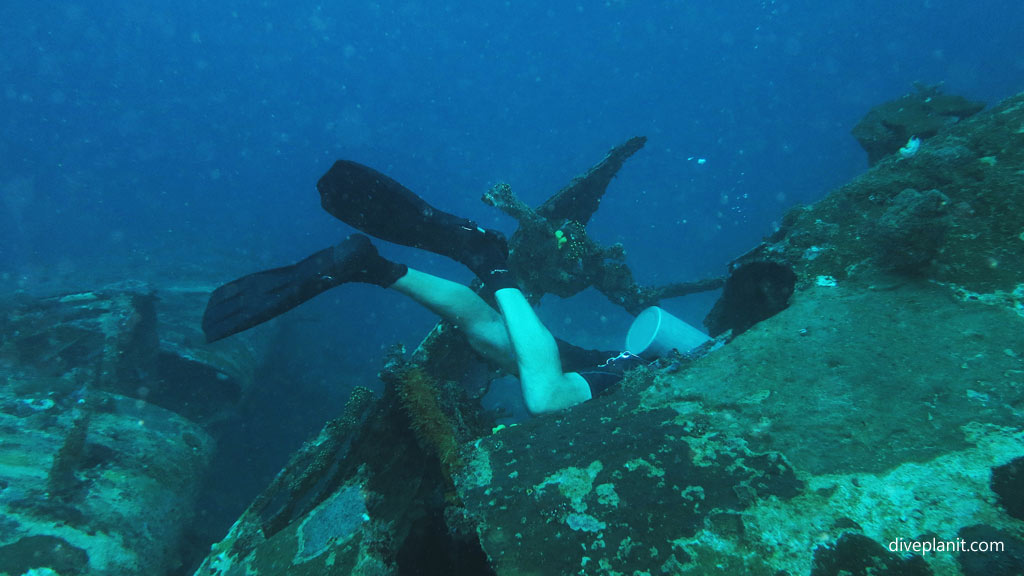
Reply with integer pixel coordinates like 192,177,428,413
979,155,997,166
898,136,921,158
816,275,838,287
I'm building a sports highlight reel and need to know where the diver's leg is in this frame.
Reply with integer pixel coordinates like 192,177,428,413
390,269,516,374
317,160,509,283
204,232,518,367
493,288,592,415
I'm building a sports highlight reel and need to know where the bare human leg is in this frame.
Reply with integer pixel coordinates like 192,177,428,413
390,268,517,375
391,271,592,414
493,288,592,415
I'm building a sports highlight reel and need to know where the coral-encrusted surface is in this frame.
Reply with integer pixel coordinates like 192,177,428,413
761,92,1024,296
850,85,985,166
456,395,802,575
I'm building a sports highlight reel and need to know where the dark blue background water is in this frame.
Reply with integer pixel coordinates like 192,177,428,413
2,0,1022,538
4,0,1023,317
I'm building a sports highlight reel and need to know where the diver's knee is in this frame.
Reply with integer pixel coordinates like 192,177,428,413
521,374,590,415
520,377,556,415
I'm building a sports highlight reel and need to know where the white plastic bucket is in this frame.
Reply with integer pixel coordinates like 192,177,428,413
625,306,711,360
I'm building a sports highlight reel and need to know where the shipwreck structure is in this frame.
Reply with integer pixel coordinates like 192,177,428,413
3,86,1022,576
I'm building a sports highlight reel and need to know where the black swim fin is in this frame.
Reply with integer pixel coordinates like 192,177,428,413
317,160,508,281
202,234,406,342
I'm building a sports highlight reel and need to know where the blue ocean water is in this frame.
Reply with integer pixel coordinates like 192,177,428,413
2,0,1023,548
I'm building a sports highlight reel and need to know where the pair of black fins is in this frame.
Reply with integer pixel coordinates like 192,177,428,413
201,160,506,343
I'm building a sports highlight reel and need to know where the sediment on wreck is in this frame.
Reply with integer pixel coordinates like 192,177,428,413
0,284,268,575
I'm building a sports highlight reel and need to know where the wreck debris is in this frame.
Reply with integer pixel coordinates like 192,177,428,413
483,138,724,312
851,83,985,166
193,355,495,576
703,260,797,338
0,285,264,575
537,135,647,224
248,386,376,539
4,287,256,425
45,407,92,500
